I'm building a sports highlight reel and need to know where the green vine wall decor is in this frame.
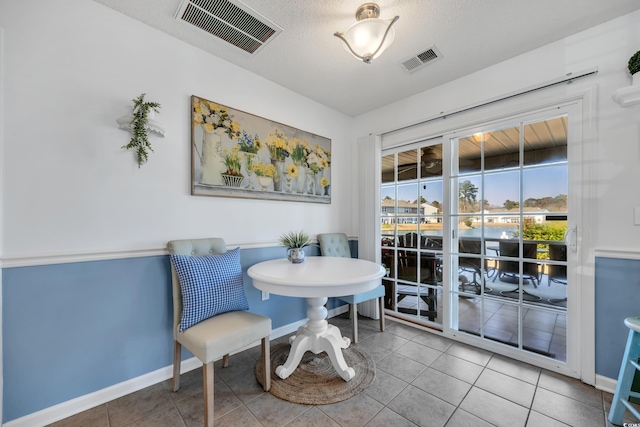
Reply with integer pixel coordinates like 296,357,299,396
121,93,161,167
629,50,640,76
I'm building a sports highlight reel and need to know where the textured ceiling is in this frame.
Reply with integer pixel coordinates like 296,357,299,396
94,0,640,117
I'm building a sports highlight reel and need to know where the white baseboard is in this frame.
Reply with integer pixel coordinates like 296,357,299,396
2,357,201,427
595,374,617,395
3,306,348,427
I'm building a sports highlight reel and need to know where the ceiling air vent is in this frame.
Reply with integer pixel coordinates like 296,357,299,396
399,45,442,73
175,0,282,55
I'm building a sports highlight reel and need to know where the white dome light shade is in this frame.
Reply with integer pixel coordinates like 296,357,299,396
341,18,396,62
334,3,399,64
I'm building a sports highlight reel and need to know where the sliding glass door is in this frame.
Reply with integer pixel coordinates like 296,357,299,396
381,139,444,326
449,114,569,363
380,103,580,374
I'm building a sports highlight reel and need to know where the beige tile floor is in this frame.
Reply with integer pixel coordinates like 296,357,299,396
48,313,633,427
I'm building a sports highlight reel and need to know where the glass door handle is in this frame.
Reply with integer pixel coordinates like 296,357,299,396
564,226,577,252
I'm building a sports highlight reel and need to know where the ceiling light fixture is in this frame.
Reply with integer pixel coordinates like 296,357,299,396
334,3,399,64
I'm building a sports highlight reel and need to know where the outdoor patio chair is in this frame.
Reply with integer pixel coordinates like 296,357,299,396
494,241,541,287
547,242,567,304
458,238,492,294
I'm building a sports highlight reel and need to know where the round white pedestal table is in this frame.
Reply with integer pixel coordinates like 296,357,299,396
248,257,385,382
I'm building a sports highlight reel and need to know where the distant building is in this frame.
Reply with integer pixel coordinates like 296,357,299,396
381,199,441,224
469,207,549,224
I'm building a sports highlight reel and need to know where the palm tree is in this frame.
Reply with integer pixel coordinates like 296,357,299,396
459,180,478,213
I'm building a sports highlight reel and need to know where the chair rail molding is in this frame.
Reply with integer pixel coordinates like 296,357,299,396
0,242,270,268
0,238,359,268
594,248,640,260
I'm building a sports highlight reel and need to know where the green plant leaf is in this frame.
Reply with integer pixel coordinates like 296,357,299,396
121,93,161,167
629,50,640,75
278,230,312,249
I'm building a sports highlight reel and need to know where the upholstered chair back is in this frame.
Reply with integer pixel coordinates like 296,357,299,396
167,237,226,338
166,237,271,425
317,233,351,258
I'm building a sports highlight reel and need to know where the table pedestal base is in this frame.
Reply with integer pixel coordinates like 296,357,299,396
275,297,355,382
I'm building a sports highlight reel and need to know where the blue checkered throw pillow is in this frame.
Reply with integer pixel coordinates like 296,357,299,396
170,247,249,332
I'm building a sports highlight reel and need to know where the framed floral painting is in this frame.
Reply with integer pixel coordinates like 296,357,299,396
191,95,331,203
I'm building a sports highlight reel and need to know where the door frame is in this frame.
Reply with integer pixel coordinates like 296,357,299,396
441,102,583,379
371,86,596,384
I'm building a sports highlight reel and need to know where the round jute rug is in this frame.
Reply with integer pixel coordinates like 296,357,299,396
254,343,375,405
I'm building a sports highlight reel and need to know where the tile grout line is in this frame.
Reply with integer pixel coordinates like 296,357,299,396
80,317,601,427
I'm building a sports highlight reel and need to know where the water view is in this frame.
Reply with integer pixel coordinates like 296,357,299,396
382,225,519,241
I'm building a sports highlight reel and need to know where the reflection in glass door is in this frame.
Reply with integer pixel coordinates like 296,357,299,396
380,141,444,326
449,116,568,362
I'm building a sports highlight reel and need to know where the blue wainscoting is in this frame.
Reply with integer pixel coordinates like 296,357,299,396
2,243,351,424
595,256,640,380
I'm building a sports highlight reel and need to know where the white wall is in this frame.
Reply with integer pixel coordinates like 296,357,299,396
352,10,640,252
0,0,354,259
4,3,635,258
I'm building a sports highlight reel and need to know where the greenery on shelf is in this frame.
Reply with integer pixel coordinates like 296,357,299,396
122,93,161,167
629,50,640,76
278,230,312,249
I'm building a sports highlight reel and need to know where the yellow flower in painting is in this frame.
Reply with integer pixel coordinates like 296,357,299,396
265,128,289,160
252,161,279,181
254,138,263,150
288,138,309,165
222,146,243,176
286,163,298,179
192,97,241,139
320,177,329,188
287,137,300,152
305,143,331,172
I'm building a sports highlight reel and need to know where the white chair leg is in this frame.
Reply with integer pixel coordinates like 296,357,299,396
351,303,358,343
378,296,385,332
172,340,181,392
203,361,214,427
262,336,271,391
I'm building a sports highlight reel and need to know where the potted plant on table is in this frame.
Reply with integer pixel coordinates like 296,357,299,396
279,230,312,263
